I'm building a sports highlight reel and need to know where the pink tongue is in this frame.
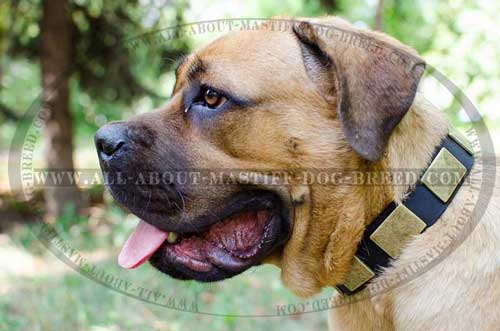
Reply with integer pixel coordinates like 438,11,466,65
118,220,168,269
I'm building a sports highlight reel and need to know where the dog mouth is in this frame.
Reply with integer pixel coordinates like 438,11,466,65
117,192,290,281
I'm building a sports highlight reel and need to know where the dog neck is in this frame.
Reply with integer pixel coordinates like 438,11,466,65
353,93,449,234
335,92,475,294
385,93,450,202
280,93,467,297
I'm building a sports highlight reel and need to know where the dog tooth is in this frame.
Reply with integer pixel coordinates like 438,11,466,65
167,232,178,244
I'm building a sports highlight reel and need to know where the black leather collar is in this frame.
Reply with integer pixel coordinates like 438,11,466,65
337,130,475,295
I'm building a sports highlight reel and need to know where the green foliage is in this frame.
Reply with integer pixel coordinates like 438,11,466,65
2,0,498,149
379,0,435,53
0,0,42,59
1,0,190,145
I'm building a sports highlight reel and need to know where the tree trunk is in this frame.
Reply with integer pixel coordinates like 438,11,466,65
319,0,338,13
374,0,384,31
40,0,81,220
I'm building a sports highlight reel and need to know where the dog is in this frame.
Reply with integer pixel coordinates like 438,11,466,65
95,16,500,330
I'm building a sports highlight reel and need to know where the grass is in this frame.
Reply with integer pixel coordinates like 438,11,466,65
0,200,330,331
0,264,329,331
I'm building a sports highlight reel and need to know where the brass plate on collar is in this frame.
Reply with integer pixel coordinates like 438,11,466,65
421,147,467,203
370,205,426,259
449,127,474,155
341,256,375,292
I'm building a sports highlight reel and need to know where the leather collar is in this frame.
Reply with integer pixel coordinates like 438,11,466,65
336,129,475,295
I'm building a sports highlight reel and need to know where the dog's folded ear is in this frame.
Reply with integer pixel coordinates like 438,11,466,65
293,21,426,161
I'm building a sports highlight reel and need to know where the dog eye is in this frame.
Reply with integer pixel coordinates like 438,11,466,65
203,88,226,108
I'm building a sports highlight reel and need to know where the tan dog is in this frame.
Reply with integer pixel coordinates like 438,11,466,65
95,16,500,330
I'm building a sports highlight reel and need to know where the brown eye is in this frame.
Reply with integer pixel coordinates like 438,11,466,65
203,88,226,108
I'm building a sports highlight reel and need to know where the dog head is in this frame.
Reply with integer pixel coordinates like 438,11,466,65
95,17,425,296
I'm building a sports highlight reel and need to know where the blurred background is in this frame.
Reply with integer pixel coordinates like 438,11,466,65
0,0,498,330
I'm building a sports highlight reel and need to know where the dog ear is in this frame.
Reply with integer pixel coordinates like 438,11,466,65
293,21,426,161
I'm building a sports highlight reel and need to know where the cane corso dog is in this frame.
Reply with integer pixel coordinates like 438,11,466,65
95,16,500,331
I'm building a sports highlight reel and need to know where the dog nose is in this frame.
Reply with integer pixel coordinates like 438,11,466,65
95,123,127,158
